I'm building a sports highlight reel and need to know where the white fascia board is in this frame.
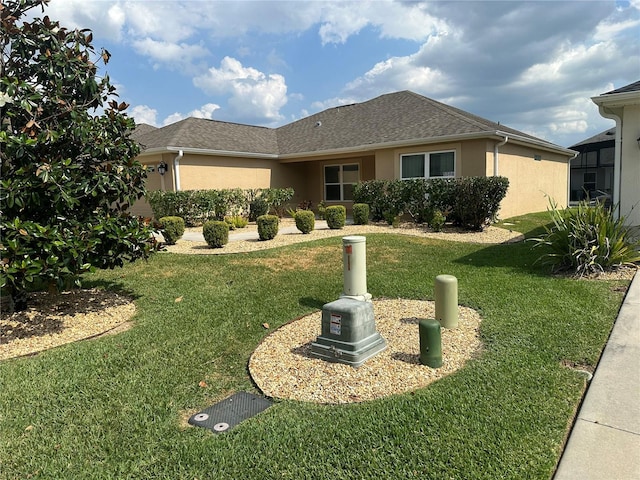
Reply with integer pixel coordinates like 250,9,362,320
592,90,640,108
494,130,577,157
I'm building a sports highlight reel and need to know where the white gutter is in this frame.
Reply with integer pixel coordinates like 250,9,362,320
173,149,183,191
493,134,508,176
568,150,578,207
138,146,279,160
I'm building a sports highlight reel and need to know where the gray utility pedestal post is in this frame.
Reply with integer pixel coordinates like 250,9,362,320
310,235,385,367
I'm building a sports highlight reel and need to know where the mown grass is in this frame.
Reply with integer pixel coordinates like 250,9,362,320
0,213,631,479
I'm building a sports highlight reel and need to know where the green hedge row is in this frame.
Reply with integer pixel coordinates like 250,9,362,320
147,188,294,226
353,177,509,231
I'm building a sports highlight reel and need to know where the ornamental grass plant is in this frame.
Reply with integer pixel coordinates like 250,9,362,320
530,199,640,277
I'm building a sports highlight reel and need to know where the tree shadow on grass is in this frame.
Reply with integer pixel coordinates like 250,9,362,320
452,241,550,278
1,313,64,342
297,297,328,310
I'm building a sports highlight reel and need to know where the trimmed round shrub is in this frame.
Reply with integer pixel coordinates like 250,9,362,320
202,220,229,248
257,214,279,241
249,198,269,222
352,203,370,225
429,209,446,232
158,216,185,245
325,205,346,229
295,210,315,234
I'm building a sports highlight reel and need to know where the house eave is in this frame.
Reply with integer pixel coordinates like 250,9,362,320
278,130,576,162
136,146,279,160
591,90,640,108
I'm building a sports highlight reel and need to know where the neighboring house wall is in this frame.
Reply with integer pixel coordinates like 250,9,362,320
497,144,569,219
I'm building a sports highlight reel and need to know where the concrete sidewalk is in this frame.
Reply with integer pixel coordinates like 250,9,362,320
554,271,640,479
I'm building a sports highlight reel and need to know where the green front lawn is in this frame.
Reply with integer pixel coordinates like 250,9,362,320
0,214,630,479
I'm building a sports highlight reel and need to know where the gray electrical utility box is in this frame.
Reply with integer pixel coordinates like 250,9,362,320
310,297,386,367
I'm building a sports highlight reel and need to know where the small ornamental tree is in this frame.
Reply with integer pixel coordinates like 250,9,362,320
0,0,157,311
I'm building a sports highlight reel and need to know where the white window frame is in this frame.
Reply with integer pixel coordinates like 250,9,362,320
324,163,360,202
400,150,456,180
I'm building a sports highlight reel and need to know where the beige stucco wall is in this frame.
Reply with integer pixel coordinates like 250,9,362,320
496,144,569,219
130,153,306,219
620,104,640,227
373,139,568,219
130,140,571,221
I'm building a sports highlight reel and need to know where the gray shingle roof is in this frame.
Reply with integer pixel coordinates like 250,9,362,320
135,117,278,155
275,91,546,155
131,123,158,141
603,80,640,95
569,128,616,149
134,91,567,157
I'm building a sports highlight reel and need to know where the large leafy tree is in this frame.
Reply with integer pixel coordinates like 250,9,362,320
0,0,157,311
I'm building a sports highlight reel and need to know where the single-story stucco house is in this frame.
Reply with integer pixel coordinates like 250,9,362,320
131,90,577,220
591,80,640,229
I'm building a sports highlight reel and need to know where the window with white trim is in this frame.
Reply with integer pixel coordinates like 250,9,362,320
324,164,359,201
400,151,455,179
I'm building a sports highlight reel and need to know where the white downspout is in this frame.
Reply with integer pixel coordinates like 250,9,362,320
173,150,183,191
568,151,578,207
493,134,508,176
596,106,622,218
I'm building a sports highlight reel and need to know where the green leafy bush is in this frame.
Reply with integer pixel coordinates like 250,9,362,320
0,4,157,310
530,199,640,276
353,203,370,225
202,220,229,248
257,215,279,241
249,198,269,222
317,201,327,220
158,216,185,245
325,205,346,229
147,188,295,226
261,187,295,217
353,177,507,230
294,210,315,234
353,180,390,221
225,215,248,230
449,177,509,230
429,210,446,232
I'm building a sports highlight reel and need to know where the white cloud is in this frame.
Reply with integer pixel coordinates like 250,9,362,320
162,112,184,126
46,0,126,41
160,103,221,126
594,17,640,41
194,57,288,124
132,38,209,70
131,105,158,126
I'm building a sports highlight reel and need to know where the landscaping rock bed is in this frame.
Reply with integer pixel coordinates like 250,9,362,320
249,299,482,404
164,219,525,255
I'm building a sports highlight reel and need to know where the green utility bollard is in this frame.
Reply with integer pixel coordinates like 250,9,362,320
419,319,442,368
435,274,458,328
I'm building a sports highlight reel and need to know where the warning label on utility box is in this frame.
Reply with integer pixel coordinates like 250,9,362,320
330,314,342,335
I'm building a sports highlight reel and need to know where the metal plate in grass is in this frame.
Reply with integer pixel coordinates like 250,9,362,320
188,392,272,434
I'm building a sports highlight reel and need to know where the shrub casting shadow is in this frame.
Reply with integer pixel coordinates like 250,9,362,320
453,241,549,277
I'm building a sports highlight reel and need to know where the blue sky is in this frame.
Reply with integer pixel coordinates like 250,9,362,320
45,0,640,148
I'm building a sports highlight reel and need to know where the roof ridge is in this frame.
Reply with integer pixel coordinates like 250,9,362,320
407,92,497,132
